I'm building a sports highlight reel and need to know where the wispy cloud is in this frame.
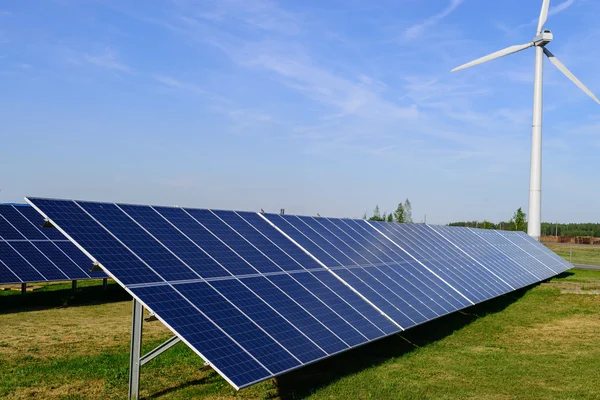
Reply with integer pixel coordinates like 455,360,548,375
153,74,208,95
244,50,419,120
179,0,301,35
403,0,465,41
83,48,131,72
502,0,578,33
549,0,577,18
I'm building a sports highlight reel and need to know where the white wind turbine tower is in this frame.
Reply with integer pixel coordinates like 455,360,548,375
452,0,600,240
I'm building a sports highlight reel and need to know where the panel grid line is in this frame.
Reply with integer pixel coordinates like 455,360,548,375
180,208,353,350
278,215,420,326
70,201,275,381
304,216,434,321
114,204,307,367
12,205,93,279
336,218,455,314
210,210,371,342
427,225,516,290
146,205,336,359
234,211,388,336
367,221,475,305
380,222,499,300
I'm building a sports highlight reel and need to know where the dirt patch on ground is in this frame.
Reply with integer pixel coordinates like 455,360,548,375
514,314,600,353
5,379,106,400
541,281,600,294
0,301,171,360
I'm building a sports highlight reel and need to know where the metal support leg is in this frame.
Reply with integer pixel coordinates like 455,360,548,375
129,299,143,400
103,278,108,291
21,283,26,297
72,280,77,294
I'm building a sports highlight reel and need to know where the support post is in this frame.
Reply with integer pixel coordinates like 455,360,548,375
527,45,544,241
21,283,26,297
103,278,108,292
72,280,77,294
570,247,573,263
129,299,143,400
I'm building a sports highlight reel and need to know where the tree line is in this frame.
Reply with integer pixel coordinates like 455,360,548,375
450,208,600,237
364,203,599,237
449,207,528,232
539,223,600,238
363,199,414,223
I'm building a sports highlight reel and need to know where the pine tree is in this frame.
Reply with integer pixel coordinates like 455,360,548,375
369,205,383,221
403,199,413,223
394,203,405,223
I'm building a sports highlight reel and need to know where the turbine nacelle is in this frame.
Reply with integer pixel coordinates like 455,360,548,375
533,30,553,47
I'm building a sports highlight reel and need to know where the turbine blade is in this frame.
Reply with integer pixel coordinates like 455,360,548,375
451,43,534,72
537,0,551,34
544,48,600,104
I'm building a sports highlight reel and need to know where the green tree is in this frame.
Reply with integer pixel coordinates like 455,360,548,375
369,205,384,221
387,213,393,222
394,203,405,223
403,199,413,223
482,221,494,230
511,207,527,232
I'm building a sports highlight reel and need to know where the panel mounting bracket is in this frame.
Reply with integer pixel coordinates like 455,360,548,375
90,262,103,272
144,312,158,323
128,299,186,400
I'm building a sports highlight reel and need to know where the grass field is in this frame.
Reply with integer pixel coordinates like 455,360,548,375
1,269,599,399
545,244,600,265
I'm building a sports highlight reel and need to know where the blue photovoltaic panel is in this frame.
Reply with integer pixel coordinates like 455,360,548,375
0,204,106,285
467,228,557,281
427,225,543,289
26,197,571,390
263,214,474,329
494,230,571,274
370,222,510,303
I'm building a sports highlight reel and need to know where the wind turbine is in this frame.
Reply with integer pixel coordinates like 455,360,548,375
451,0,600,240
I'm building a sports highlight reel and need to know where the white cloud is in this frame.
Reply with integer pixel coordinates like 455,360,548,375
548,0,576,18
83,47,131,72
153,74,207,95
403,0,465,41
177,0,301,35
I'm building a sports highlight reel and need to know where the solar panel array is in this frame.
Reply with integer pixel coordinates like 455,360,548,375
0,204,106,285
26,198,571,389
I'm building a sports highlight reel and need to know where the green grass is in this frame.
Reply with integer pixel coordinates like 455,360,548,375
545,244,600,265
1,271,599,399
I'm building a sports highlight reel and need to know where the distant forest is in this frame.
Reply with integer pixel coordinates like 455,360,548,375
448,221,600,237
365,203,600,238
448,206,600,238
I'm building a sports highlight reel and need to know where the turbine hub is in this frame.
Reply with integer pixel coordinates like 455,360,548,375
533,30,553,47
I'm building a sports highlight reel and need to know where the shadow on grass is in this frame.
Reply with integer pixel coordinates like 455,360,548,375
553,271,575,280
273,285,534,400
146,376,216,399
0,282,130,315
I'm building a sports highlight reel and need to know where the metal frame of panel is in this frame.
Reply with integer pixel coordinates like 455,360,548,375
0,204,107,287
25,198,571,398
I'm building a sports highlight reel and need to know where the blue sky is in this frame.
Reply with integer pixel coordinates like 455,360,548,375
1,0,599,224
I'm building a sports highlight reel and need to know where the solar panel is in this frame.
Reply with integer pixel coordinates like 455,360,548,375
26,197,571,390
0,204,106,285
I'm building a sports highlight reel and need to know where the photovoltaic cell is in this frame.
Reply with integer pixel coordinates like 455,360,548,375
26,198,571,389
